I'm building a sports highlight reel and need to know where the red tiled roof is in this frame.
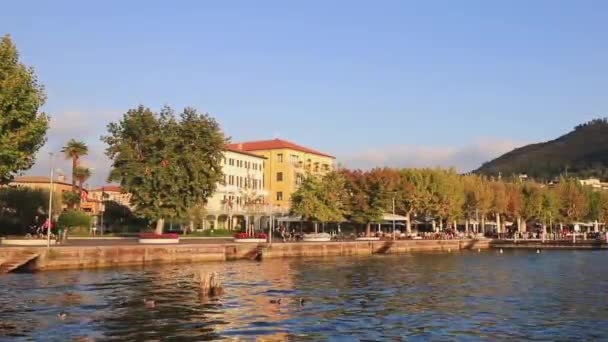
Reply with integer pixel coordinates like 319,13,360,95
92,185,123,193
225,147,267,159
227,139,334,158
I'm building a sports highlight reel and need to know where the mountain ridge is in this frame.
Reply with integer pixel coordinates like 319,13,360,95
475,118,608,180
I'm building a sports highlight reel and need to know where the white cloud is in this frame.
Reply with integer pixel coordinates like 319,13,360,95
24,109,121,187
339,139,525,172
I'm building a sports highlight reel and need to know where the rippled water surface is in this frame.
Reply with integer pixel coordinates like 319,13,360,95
1,250,608,341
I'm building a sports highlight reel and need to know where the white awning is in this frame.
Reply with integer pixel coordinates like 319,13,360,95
382,213,409,221
277,216,303,223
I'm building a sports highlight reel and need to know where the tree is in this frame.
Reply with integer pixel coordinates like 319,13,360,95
61,139,88,191
103,105,226,234
185,202,207,233
291,171,349,233
319,171,351,223
399,169,429,233
342,169,384,236
503,182,524,232
490,181,508,233
62,191,81,209
0,187,61,235
462,174,492,233
556,177,590,224
521,182,544,231
0,35,49,184
291,175,326,232
540,187,560,233
427,169,464,231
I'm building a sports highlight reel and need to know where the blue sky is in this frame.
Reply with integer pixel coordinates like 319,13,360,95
2,0,607,185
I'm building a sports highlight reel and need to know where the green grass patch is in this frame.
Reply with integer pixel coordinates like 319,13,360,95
183,229,234,237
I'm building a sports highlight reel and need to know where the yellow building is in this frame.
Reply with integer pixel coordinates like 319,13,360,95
228,139,335,208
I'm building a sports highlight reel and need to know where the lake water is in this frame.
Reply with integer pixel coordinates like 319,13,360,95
1,250,607,341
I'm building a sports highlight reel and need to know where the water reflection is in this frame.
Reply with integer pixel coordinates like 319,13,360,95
1,251,608,340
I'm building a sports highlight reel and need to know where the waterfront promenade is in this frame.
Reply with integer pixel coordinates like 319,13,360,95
1,237,607,273
0,239,490,272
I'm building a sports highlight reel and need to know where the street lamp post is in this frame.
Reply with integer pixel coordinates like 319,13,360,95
46,153,55,249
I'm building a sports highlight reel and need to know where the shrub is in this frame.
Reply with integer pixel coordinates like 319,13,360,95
62,192,80,208
0,187,60,235
57,210,91,229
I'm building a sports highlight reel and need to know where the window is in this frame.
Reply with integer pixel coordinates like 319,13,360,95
277,172,283,182
296,174,304,185
277,153,283,162
290,154,299,163
276,191,283,201
229,158,234,166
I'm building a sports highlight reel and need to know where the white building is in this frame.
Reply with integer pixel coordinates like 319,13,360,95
203,148,274,230
579,178,608,191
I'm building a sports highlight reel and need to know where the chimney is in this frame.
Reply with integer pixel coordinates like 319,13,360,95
238,143,243,150
57,174,65,182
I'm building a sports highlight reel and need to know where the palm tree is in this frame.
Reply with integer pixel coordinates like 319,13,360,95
61,139,88,191
73,166,92,209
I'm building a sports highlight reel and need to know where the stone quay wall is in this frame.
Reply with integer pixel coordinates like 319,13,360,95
0,239,491,272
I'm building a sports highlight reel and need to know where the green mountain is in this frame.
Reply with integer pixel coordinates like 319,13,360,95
476,118,608,181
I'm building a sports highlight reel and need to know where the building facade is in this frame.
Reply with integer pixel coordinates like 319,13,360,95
227,139,335,208
579,178,608,191
206,148,266,213
8,176,89,212
88,185,133,211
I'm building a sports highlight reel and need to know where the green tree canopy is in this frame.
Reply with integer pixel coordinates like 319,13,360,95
73,166,92,190
291,171,350,229
0,35,49,184
103,105,226,233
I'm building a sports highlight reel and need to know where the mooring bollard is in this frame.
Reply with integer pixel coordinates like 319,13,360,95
199,272,223,297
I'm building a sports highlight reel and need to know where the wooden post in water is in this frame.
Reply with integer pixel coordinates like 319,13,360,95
199,272,223,297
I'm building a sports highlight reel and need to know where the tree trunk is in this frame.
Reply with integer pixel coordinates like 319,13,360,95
496,213,501,234
315,222,318,234
517,216,521,233
365,223,371,237
439,219,443,231
155,218,165,235
189,220,194,234
71,157,77,191
77,180,84,210
481,217,486,235
465,218,470,234
406,211,412,234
